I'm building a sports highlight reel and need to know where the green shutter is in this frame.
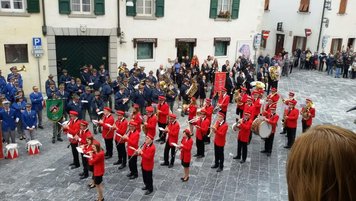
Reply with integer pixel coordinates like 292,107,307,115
155,0,164,17
27,0,40,13
58,0,70,14
209,0,218,19
231,0,240,19
94,0,105,15
126,0,136,16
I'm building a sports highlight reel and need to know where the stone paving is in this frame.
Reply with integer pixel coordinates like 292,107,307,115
0,70,355,201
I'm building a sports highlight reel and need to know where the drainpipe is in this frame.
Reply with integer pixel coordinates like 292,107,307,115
41,0,47,36
316,0,326,52
117,0,121,37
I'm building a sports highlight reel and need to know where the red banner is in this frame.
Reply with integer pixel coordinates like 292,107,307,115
214,72,226,95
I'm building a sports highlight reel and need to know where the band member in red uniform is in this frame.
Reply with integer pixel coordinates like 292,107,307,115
78,120,92,179
178,129,193,182
123,121,140,179
187,97,197,133
203,98,214,144
267,87,280,103
243,96,255,119
62,110,81,169
262,98,273,116
300,98,316,132
98,107,115,159
137,134,156,195
211,112,228,172
192,109,210,158
252,90,262,119
236,87,248,118
161,113,180,168
113,110,128,169
144,106,157,138
131,104,142,133
89,142,105,201
233,111,253,163
261,104,279,156
83,136,96,189
157,96,169,143
280,91,295,134
217,87,230,120
284,99,299,149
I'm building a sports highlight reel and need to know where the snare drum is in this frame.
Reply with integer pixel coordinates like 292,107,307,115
27,140,42,155
5,143,18,159
251,118,272,138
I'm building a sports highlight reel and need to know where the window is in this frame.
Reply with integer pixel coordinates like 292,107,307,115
215,41,228,56
1,0,25,12
217,0,231,18
299,0,310,12
72,0,91,14
4,44,29,64
338,0,347,14
210,0,240,19
136,0,153,16
264,0,269,10
137,42,154,60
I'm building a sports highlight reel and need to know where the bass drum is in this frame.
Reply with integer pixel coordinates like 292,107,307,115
251,118,272,138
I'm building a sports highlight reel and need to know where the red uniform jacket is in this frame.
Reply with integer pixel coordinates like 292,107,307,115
262,104,272,117
301,107,315,126
265,113,279,133
194,117,210,140
140,143,156,171
132,113,142,132
125,130,139,156
238,119,253,143
267,93,280,103
65,118,81,144
188,104,197,120
100,114,115,139
85,140,99,166
243,104,255,119
180,136,193,163
253,98,262,117
238,93,248,110
78,129,92,146
204,104,214,123
157,102,169,124
167,121,180,146
218,94,230,112
214,121,228,147
90,150,105,176
285,108,299,129
145,115,157,138
114,118,128,143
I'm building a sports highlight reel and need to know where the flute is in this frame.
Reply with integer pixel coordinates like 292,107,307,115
128,142,146,163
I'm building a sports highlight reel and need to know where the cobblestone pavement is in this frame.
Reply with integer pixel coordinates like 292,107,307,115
1,70,355,201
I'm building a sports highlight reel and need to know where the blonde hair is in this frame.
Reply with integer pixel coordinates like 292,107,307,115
287,125,356,201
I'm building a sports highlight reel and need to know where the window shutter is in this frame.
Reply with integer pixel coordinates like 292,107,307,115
339,0,347,14
299,0,309,12
94,0,105,15
58,0,71,14
155,0,164,17
231,0,240,19
126,0,136,16
27,0,40,13
209,0,218,19
264,0,269,10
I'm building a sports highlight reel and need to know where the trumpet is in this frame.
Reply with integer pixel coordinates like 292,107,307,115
16,65,26,72
232,118,242,131
187,116,200,123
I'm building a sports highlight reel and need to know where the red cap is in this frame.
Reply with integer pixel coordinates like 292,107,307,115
258,89,264,95
129,121,138,126
252,90,259,95
200,109,206,114
306,98,312,102
80,120,89,126
240,87,247,91
205,98,211,103
220,87,227,92
271,87,277,92
133,103,139,109
104,107,112,112
116,110,125,116
244,111,251,116
191,97,196,101
146,133,154,140
169,113,177,119
289,91,295,97
289,99,297,106
69,111,78,116
218,112,225,118
158,96,166,101
270,104,277,110
146,106,154,112
247,96,253,101
183,129,192,136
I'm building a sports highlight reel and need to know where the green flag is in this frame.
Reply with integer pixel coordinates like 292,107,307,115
46,99,64,122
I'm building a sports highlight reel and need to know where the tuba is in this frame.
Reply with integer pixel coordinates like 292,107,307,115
269,66,278,81
186,81,198,98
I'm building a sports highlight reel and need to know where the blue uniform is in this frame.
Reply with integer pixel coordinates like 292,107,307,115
0,75,6,93
0,108,16,132
66,101,83,119
90,74,101,91
59,74,71,86
114,91,129,111
29,92,44,111
22,110,37,129
132,91,146,108
101,83,113,102
11,101,26,119
3,83,17,103
46,87,58,99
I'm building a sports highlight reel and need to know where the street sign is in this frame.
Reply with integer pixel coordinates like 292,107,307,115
32,37,42,49
322,36,329,49
253,33,262,49
262,30,270,39
277,22,283,31
305,29,312,37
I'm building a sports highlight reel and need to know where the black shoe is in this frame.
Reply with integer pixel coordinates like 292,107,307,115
283,146,291,149
38,125,44,129
57,138,63,142
19,136,23,140
79,172,84,176
129,175,138,180
89,183,96,189
266,153,271,157
105,155,112,159
193,154,199,157
160,141,165,144
180,177,184,181
70,165,80,169
118,165,126,170
182,177,189,182
279,131,286,134
80,175,89,179
233,156,241,160
168,164,173,168
141,186,148,190
94,129,98,135
113,161,121,165
211,164,218,169
126,173,133,177
69,163,75,166
204,142,210,145
155,139,161,142
240,160,246,164
52,139,55,144
260,150,268,153
144,190,153,195
216,168,223,172
160,162,169,166
197,155,204,159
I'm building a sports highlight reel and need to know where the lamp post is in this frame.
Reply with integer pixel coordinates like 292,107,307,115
317,0,331,52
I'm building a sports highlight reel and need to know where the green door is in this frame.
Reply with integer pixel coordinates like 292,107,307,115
56,36,109,79
177,42,194,63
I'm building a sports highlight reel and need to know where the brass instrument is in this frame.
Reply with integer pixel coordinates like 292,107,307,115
117,64,126,74
182,104,189,113
269,66,279,81
186,81,198,98
14,65,26,72
188,116,200,123
301,103,313,120
234,89,241,105
232,118,242,131
141,115,148,134
250,81,265,90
